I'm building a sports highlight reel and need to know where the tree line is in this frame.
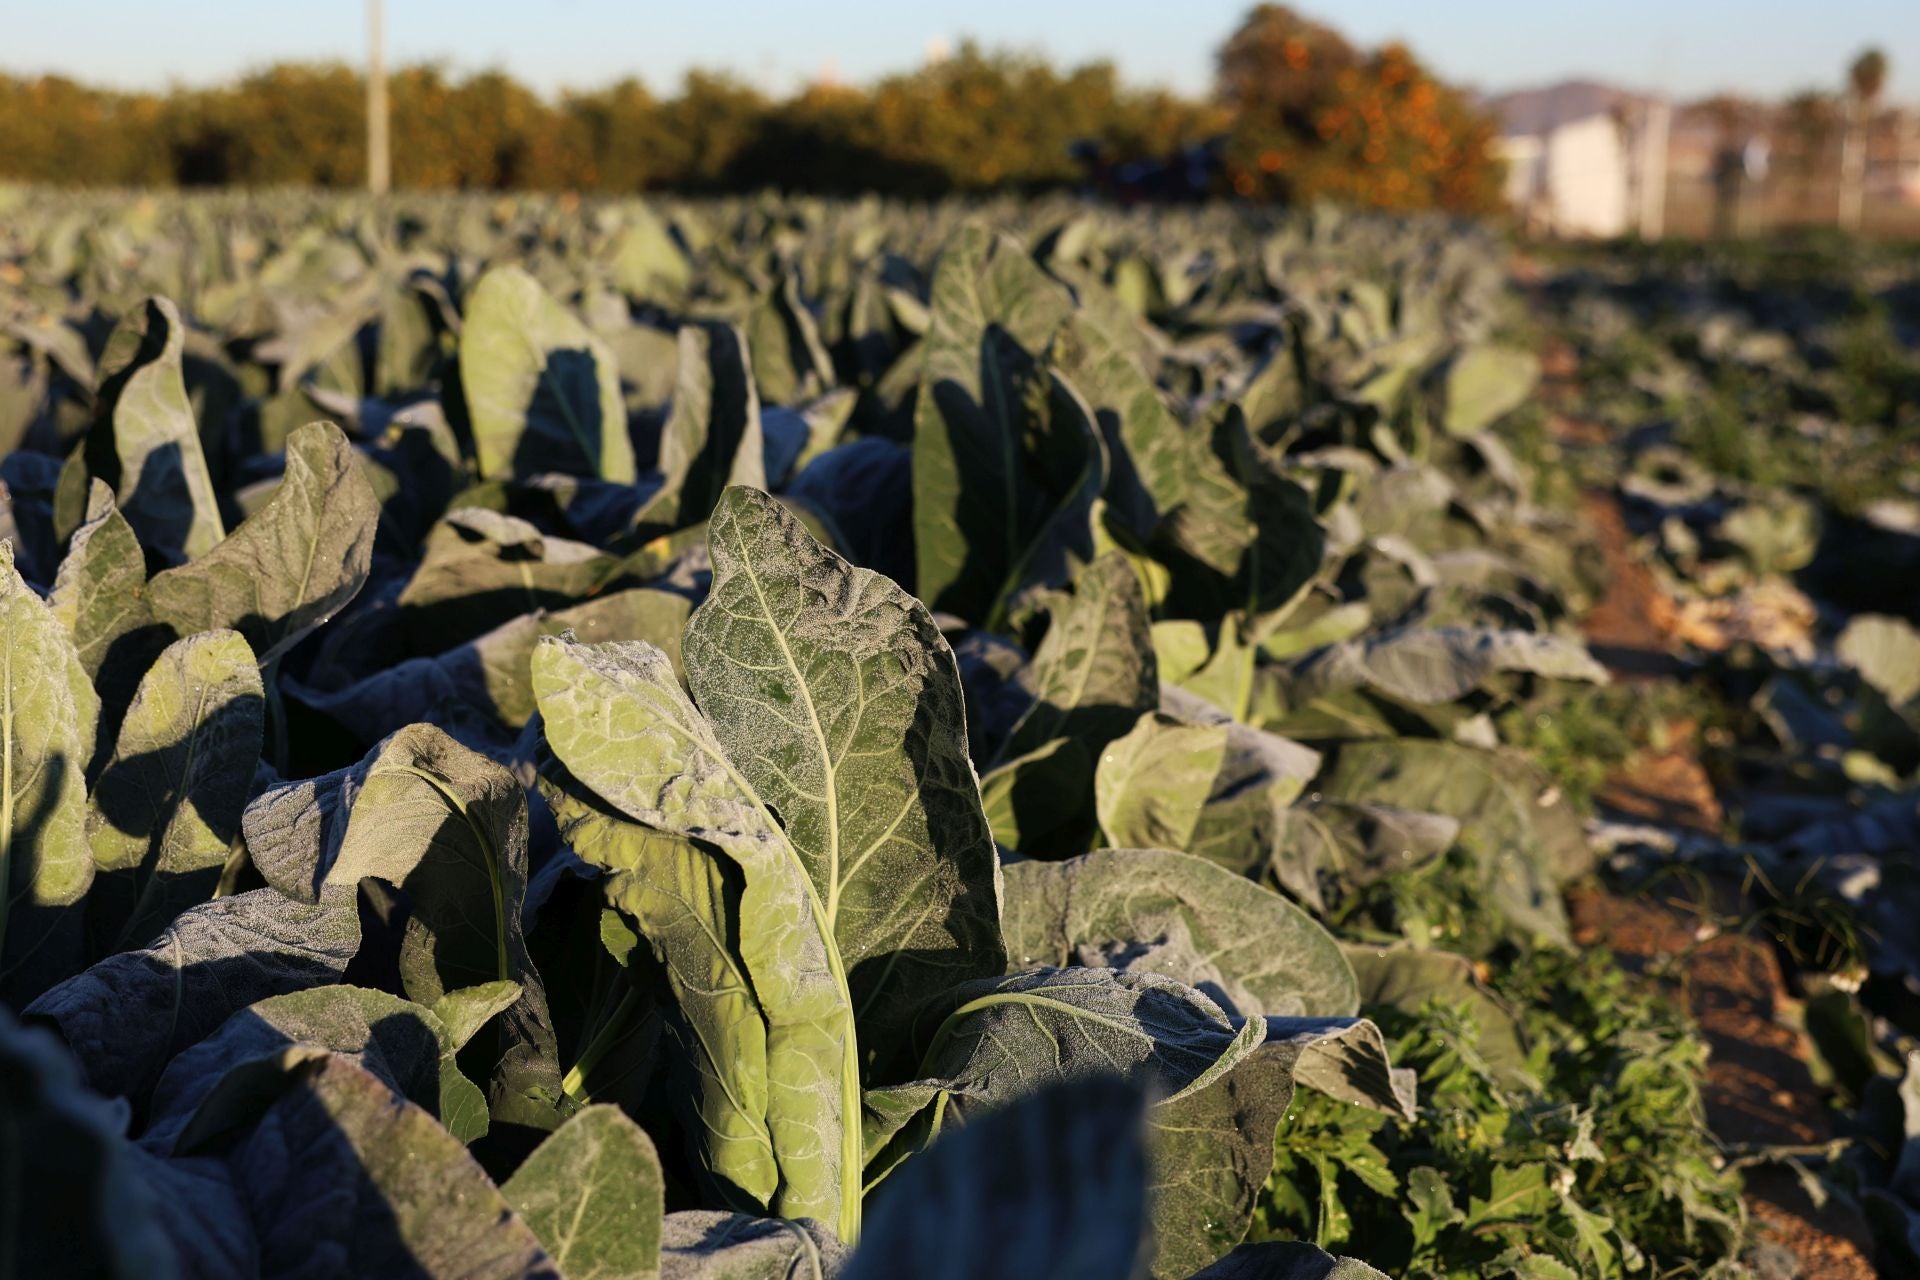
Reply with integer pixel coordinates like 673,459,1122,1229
0,8,1505,214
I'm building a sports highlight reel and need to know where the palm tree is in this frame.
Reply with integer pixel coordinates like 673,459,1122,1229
1840,48,1888,231
1781,92,1836,221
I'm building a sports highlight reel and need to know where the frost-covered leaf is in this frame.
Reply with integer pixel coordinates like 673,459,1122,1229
897,967,1263,1130
1440,344,1539,436
1154,406,1323,622
911,222,1088,623
1054,310,1190,539
86,629,263,954
633,322,766,539
1000,848,1357,1019
541,788,782,1216
462,265,636,483
533,635,861,1238
1839,614,1920,707
658,1211,848,1280
0,540,99,1002
83,296,225,563
25,886,360,1101
148,420,377,665
994,551,1158,766
1292,626,1608,705
1095,711,1320,881
245,723,561,1124
48,479,156,684
685,487,1005,1054
143,984,489,1154
502,1105,665,1280
226,1054,558,1279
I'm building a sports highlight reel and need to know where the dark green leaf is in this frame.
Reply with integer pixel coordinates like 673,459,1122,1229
148,420,377,665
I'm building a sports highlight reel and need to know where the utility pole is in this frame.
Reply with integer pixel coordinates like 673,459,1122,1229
1839,96,1865,232
367,0,390,195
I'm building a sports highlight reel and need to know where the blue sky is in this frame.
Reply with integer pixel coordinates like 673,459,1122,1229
5,1,1915,102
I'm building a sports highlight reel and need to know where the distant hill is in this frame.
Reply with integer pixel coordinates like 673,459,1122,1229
1482,80,1647,137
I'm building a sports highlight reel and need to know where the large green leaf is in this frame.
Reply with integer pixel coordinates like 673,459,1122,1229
461,265,636,483
993,551,1158,766
685,486,1005,1057
48,479,156,683
0,540,99,1001
608,203,691,303
745,273,834,407
864,963,1354,1269
83,296,224,563
293,585,690,748
1154,406,1324,623
1147,1017,1414,1279
532,635,862,1240
86,629,263,955
980,553,1157,855
911,222,1088,623
631,322,765,539
1000,848,1357,1019
896,967,1263,1131
148,420,377,666
1838,614,1920,707
143,984,492,1154
502,1105,665,1280
1439,344,1540,436
1054,310,1191,540
24,886,361,1101
1318,740,1588,944
396,508,629,654
1095,710,1321,883
243,723,562,1125
541,790,781,1212
225,1054,557,1278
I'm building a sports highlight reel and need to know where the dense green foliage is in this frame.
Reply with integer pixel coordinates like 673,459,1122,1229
13,191,1906,1278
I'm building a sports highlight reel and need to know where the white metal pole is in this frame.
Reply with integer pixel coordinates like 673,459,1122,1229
1839,96,1865,232
368,0,391,195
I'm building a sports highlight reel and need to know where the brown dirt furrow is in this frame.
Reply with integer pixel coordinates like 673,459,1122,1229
1568,888,1878,1277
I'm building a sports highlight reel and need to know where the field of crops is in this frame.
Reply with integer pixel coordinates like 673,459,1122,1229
1,190,1917,1279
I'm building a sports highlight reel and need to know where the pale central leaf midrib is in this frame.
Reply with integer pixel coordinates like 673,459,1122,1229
727,525,846,925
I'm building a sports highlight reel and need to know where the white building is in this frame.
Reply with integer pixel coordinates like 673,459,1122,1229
1488,83,1671,239
1498,114,1633,237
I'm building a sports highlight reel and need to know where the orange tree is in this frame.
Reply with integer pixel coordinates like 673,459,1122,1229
1215,5,1503,214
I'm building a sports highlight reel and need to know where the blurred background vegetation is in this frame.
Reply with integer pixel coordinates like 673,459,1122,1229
0,6,1506,213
